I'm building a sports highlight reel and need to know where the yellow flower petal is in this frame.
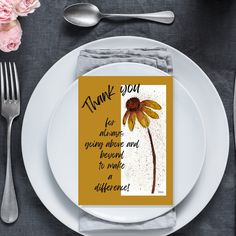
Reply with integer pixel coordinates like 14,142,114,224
136,111,150,128
141,100,161,110
141,106,159,119
123,110,130,125
128,112,136,131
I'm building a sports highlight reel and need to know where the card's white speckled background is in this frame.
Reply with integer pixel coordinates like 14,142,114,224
121,85,167,196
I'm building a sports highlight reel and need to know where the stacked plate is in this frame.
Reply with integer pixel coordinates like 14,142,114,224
21,36,229,235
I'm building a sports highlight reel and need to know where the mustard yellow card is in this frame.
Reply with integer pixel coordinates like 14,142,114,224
78,76,173,205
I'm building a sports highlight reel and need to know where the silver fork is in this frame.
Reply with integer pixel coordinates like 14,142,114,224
0,62,20,223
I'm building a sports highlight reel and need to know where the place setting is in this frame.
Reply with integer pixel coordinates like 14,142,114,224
0,1,231,236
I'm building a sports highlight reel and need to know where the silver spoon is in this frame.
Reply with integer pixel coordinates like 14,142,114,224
64,3,175,27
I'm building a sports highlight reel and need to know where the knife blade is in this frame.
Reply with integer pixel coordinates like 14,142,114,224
233,74,236,139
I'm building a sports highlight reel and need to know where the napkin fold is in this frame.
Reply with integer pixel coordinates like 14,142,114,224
79,208,176,232
77,47,173,76
77,47,175,233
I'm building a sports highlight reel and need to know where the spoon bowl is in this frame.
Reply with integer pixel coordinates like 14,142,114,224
64,3,101,27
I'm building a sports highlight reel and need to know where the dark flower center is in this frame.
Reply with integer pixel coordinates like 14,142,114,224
126,97,140,111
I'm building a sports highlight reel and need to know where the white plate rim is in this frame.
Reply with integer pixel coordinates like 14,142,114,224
21,36,229,236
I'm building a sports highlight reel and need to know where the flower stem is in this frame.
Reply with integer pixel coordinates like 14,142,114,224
147,128,156,194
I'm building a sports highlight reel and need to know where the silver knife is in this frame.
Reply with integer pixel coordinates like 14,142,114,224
234,74,236,137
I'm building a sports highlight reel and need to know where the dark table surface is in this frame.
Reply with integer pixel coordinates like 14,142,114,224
0,0,235,235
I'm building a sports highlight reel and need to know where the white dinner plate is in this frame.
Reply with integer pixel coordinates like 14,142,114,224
47,63,206,223
21,36,229,235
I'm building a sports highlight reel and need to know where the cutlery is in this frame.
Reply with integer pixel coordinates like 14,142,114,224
234,74,236,143
0,62,20,223
64,3,175,27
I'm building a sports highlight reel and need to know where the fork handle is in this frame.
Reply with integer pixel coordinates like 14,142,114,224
1,118,18,223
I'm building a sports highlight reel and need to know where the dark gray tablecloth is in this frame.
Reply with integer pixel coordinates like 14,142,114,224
0,0,235,235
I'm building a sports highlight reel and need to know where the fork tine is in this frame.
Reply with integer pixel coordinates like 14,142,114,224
4,62,9,100
0,63,4,101
13,63,19,100
9,62,14,100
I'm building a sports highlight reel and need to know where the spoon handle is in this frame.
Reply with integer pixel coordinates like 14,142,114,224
102,11,175,24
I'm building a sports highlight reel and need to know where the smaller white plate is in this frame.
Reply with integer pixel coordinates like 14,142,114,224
47,63,206,223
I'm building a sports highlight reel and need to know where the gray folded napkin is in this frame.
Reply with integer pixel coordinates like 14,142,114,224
79,208,176,232
77,47,175,233
77,48,173,76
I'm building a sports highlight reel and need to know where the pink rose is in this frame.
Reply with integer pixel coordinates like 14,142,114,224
0,0,17,23
0,20,22,52
15,0,40,16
